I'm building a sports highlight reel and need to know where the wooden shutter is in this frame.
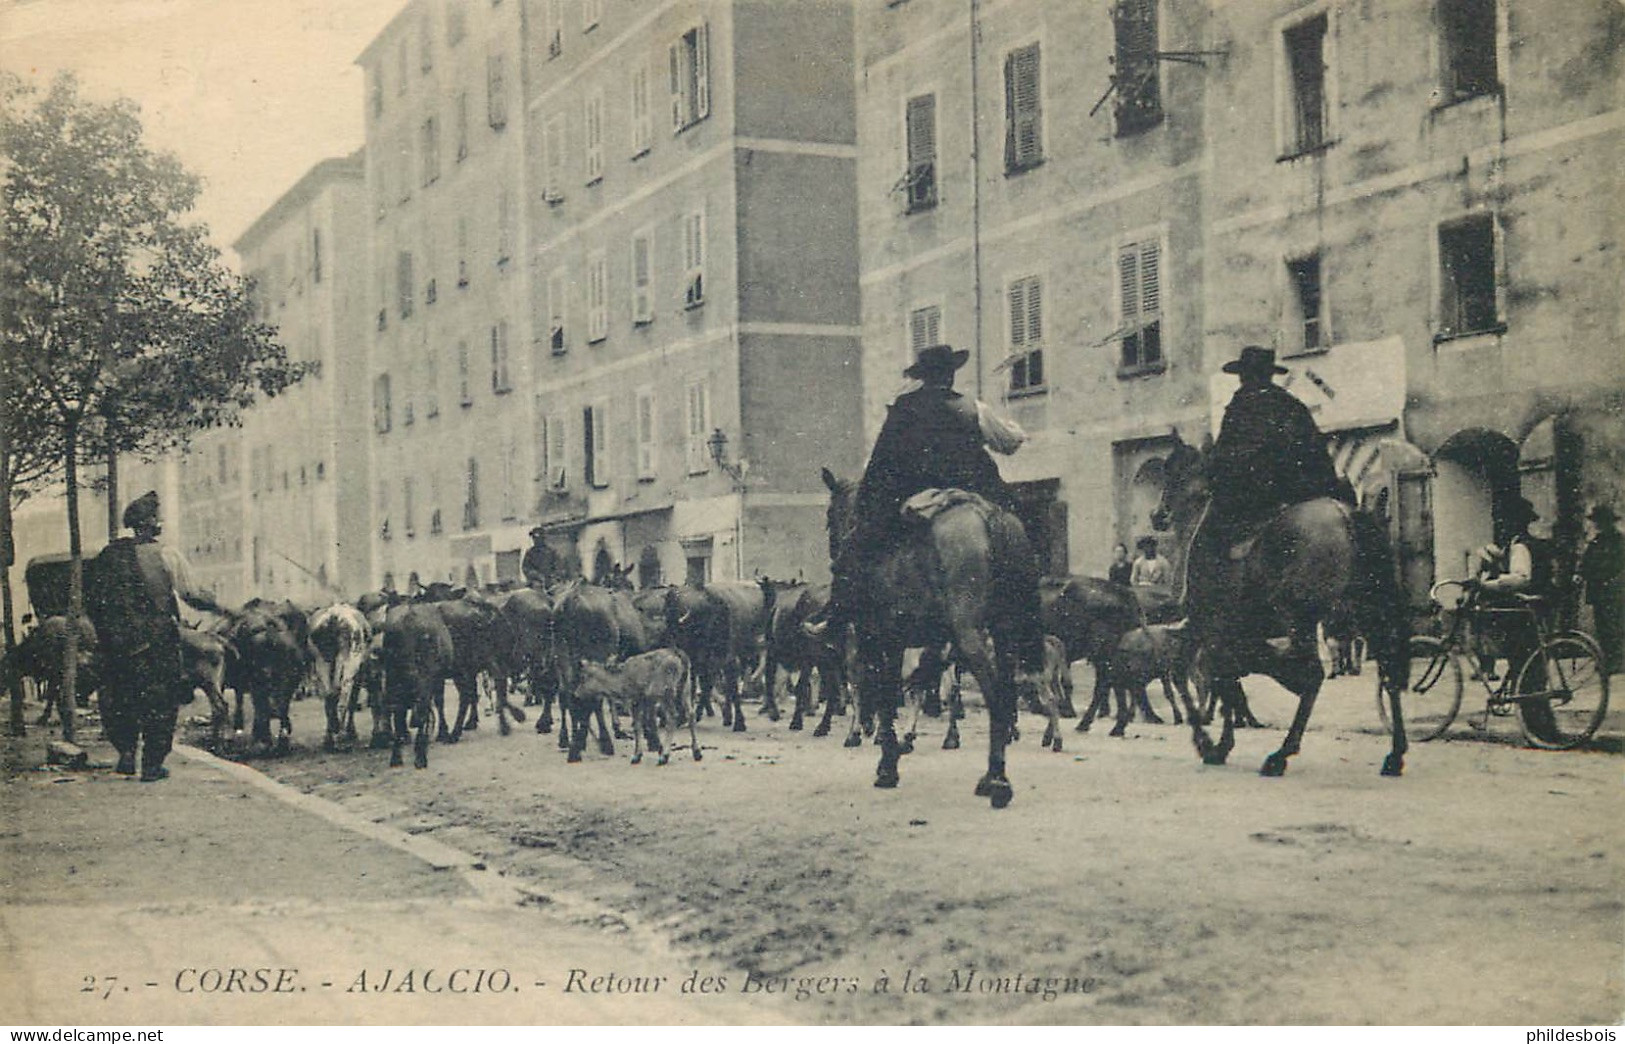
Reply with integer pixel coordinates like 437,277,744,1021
693,24,710,120
686,381,710,473
1005,44,1042,169
1009,281,1029,347
1139,242,1160,321
632,232,652,323
669,41,685,129
548,412,568,490
637,388,656,479
906,94,936,208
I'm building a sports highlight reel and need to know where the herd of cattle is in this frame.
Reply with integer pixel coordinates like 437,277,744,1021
4,572,1210,771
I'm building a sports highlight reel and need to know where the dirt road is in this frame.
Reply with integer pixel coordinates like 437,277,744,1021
237,670,1622,1025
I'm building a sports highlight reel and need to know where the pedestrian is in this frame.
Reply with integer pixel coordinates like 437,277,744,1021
1107,543,1132,586
1130,536,1171,588
1577,503,1623,675
85,491,223,781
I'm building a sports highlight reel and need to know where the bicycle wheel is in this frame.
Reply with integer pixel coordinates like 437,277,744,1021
1515,632,1610,750
1378,635,1462,742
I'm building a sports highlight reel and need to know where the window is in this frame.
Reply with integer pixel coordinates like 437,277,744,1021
584,91,605,184
547,0,564,57
583,0,602,31
376,483,390,542
542,411,568,491
630,64,653,156
1440,0,1498,102
1117,238,1164,374
312,228,323,284
587,252,609,342
1285,254,1326,353
491,320,511,392
909,304,942,360
421,117,440,186
497,189,513,266
448,1,467,45
487,53,508,129
456,216,470,286
501,436,520,521
631,229,654,324
636,387,657,480
1004,43,1043,173
463,457,480,530
426,276,437,305
402,364,414,425
403,477,416,537
904,93,937,212
397,252,415,319
685,547,711,586
456,92,470,161
682,209,706,308
670,24,711,131
1282,13,1329,155
420,16,433,72
547,270,568,354
685,380,711,475
398,142,413,203
543,114,566,202
374,374,392,433
1113,0,1163,135
457,340,472,405
1437,214,1500,340
370,70,384,119
425,349,440,418
584,401,609,488
1007,276,1044,393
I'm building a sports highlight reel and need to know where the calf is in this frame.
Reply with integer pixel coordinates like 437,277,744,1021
179,625,230,750
574,649,700,766
1101,621,1195,738
4,615,98,729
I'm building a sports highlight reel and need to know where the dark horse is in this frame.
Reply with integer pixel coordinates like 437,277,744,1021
821,468,1042,808
1151,435,1411,776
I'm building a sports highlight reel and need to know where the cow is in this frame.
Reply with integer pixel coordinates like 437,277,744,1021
1101,621,1197,738
664,581,770,733
423,592,525,741
552,581,648,761
762,583,849,735
575,648,701,766
1039,576,1143,733
308,603,372,751
2,615,98,729
378,602,455,768
493,587,559,731
224,598,315,754
179,624,231,750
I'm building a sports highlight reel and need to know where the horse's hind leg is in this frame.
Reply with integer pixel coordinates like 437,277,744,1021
971,638,1015,808
863,641,904,788
1261,647,1323,776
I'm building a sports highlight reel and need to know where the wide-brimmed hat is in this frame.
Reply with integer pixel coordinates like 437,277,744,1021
1221,345,1288,377
1136,535,1158,553
122,490,160,530
1503,496,1539,524
1588,504,1618,525
529,526,546,538
904,344,970,379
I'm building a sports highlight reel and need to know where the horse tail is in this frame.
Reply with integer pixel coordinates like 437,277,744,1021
1349,509,1410,692
987,508,1046,675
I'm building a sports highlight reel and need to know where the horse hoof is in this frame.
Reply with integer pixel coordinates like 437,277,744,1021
567,751,582,764
465,720,478,732
812,724,829,738
843,734,862,748
1051,739,1063,753
1380,754,1403,777
1260,753,1288,777
874,771,899,789
1109,725,1127,738
631,753,643,765
988,781,1014,809
274,736,290,756
389,753,403,768
535,719,551,734
942,736,959,751
413,753,428,769
732,719,746,733
693,749,703,761
789,720,804,732
658,754,670,766
509,707,527,723
598,742,616,757
974,775,992,797
1075,720,1091,733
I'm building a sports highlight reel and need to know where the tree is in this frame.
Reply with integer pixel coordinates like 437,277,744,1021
1,71,309,742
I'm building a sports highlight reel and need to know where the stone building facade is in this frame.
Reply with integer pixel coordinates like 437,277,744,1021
856,0,1623,607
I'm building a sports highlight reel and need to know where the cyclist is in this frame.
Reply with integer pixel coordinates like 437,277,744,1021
1469,496,1546,692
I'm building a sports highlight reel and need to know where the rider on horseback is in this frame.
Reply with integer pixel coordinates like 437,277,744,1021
805,343,1028,639
1204,346,1347,550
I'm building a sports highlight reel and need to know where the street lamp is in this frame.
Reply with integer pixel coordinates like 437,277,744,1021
707,427,749,579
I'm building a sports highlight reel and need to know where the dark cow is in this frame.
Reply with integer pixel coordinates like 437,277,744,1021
1038,576,1142,733
552,581,647,761
224,599,314,754
575,648,701,766
378,602,455,768
493,587,560,732
1101,622,1195,737
664,581,771,733
763,583,849,736
424,592,525,741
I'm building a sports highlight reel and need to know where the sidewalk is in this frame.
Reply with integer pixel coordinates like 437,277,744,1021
0,722,782,1026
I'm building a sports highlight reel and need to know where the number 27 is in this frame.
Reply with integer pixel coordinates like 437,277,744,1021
80,975,118,1000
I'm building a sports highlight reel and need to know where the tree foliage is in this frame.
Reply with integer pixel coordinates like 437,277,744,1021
1,70,310,469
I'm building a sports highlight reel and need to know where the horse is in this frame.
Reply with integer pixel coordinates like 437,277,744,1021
1151,434,1410,776
821,468,1043,808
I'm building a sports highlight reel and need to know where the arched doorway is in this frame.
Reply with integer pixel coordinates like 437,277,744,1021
1432,428,1519,584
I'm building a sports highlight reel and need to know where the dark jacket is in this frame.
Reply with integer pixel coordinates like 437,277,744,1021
855,383,1012,532
1579,529,1624,606
522,542,569,587
85,537,182,659
1207,381,1341,522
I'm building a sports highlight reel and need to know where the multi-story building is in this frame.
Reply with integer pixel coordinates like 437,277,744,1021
359,0,534,591
857,0,1623,609
520,0,863,586
232,152,372,602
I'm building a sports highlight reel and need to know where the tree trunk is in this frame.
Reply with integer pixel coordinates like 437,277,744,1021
2,574,20,737
1,367,22,736
105,443,119,542
60,427,81,745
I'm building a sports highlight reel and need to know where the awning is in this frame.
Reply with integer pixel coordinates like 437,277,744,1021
1325,425,1430,508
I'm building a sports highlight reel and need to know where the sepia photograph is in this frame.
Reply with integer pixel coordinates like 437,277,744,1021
1,0,1621,1029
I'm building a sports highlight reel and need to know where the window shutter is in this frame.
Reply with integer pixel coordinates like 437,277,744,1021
1009,281,1028,347
457,340,471,403
1013,44,1042,167
534,398,548,481
686,381,710,473
548,412,568,490
587,402,608,488
694,24,711,120
1118,247,1141,323
630,65,650,154
632,233,652,323
669,43,684,130
637,389,656,478
906,94,936,208
1003,53,1017,170
548,270,567,354
1026,278,1043,343
1139,241,1160,319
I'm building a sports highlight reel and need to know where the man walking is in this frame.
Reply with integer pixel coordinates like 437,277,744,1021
1578,504,1623,675
86,491,222,781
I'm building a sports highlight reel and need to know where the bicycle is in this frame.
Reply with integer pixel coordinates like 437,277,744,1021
1377,579,1610,749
